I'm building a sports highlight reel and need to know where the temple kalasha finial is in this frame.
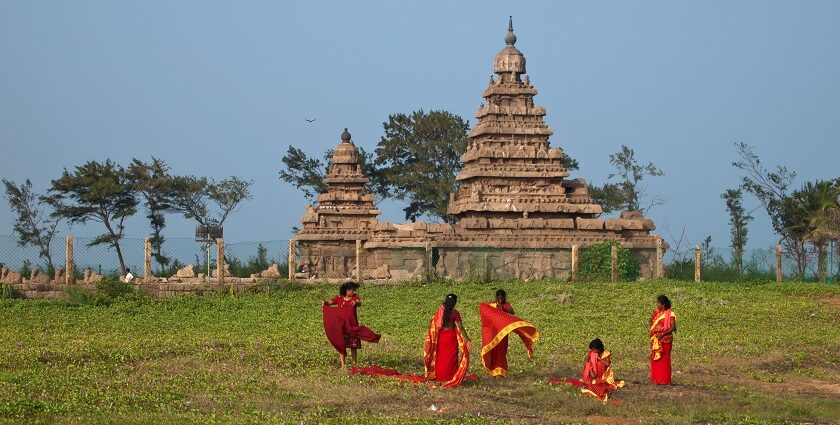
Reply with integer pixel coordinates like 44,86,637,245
505,16,517,46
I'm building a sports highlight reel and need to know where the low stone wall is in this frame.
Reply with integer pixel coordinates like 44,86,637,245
4,280,269,300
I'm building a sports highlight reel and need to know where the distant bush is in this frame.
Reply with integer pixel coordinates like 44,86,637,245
579,240,640,282
63,277,147,306
0,283,15,299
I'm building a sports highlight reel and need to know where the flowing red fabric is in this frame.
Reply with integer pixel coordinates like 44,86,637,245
478,302,539,377
650,308,676,384
322,305,380,356
549,350,624,402
348,307,475,388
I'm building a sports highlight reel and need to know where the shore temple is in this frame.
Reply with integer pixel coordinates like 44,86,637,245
294,19,662,281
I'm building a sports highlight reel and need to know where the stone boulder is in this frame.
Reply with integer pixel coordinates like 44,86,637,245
53,268,66,283
0,268,22,284
251,263,281,279
30,269,49,284
175,264,195,278
83,269,104,283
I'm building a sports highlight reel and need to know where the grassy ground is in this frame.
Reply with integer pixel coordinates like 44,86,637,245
1,280,839,424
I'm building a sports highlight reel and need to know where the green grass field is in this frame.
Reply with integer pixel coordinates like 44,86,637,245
1,280,839,424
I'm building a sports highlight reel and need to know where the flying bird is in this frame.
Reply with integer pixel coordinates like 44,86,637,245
305,118,316,123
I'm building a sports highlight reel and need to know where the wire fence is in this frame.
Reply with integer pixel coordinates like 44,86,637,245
0,235,290,280
1,234,838,283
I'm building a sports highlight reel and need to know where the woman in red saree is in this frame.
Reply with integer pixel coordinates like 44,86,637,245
423,293,473,388
479,289,539,378
322,281,379,368
579,338,624,401
650,294,676,384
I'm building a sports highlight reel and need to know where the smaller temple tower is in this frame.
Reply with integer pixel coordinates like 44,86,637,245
294,129,381,278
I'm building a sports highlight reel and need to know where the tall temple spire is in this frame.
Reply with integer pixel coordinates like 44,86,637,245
505,16,517,46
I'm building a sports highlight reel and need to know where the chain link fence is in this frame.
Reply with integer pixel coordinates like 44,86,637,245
0,235,290,280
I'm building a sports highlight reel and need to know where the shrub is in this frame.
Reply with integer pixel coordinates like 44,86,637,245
579,240,641,282
63,277,141,306
0,283,15,299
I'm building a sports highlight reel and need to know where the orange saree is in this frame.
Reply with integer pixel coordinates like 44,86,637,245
548,350,624,402
478,302,539,377
650,308,676,384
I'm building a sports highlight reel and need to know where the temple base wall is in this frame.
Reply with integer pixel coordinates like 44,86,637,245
295,239,660,282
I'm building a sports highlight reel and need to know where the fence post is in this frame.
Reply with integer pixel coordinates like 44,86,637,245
144,238,152,284
610,245,618,282
355,240,362,281
656,236,664,279
65,236,74,284
288,240,296,281
776,244,782,282
425,243,432,282
694,245,701,282
571,245,579,282
216,238,225,285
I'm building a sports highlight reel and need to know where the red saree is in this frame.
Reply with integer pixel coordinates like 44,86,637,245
322,304,380,357
478,302,539,377
650,308,676,385
424,307,470,388
548,350,624,402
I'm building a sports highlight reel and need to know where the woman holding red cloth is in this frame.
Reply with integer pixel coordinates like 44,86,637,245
650,294,677,384
423,293,473,387
579,338,624,401
322,281,379,369
478,289,540,378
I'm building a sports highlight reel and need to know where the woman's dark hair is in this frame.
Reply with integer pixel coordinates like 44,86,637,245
589,338,605,352
657,294,671,309
339,281,360,296
442,293,458,327
495,289,507,304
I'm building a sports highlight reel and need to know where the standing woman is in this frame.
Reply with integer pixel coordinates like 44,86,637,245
322,281,376,368
424,293,473,388
649,294,677,384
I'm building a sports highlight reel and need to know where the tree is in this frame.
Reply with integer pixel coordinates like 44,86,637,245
172,175,253,227
2,179,61,273
278,146,330,201
375,110,469,223
127,158,176,268
279,144,382,202
49,160,138,274
722,189,753,275
590,145,664,214
783,180,840,282
731,142,804,274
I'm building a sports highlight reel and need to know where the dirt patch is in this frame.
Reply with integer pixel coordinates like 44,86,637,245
586,416,623,424
818,297,840,309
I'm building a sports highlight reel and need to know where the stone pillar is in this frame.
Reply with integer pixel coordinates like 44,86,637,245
216,238,225,285
65,236,74,285
656,236,664,279
610,245,618,282
144,238,152,284
570,245,579,282
776,244,782,282
288,240,296,281
694,245,701,282
355,240,362,281
425,243,432,281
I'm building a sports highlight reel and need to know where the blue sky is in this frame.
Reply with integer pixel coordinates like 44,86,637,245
1,1,838,249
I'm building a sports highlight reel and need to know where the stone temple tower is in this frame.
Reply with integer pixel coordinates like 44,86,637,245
448,17,604,233
295,128,381,278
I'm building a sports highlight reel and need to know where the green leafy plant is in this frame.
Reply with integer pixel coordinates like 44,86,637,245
578,240,641,281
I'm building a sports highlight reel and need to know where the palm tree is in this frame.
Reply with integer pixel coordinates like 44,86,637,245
806,181,840,282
